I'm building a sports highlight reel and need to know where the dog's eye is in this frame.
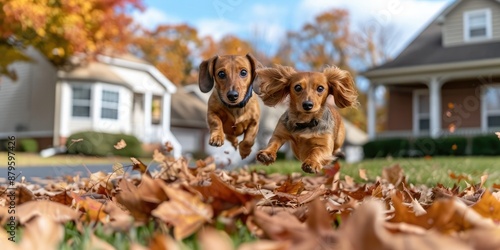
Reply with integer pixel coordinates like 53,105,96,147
218,71,226,79
294,85,302,92
240,69,248,77
317,86,325,93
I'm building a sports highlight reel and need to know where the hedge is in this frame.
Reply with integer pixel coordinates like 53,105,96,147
362,138,410,158
471,135,500,155
363,135,490,159
66,131,143,157
19,138,39,153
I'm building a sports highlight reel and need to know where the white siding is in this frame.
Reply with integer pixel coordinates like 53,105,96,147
443,0,500,46
0,48,56,138
171,127,204,153
64,82,133,137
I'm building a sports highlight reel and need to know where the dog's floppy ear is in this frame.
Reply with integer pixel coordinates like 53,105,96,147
255,64,296,106
198,55,218,93
245,53,261,83
323,66,358,108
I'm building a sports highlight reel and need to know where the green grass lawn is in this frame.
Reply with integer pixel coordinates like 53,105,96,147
251,156,500,187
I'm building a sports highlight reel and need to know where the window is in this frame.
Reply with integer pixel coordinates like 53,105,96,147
414,91,430,132
484,87,500,128
101,90,119,119
72,86,91,117
151,96,162,125
464,9,492,41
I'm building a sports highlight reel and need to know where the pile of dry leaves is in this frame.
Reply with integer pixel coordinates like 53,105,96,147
1,148,500,249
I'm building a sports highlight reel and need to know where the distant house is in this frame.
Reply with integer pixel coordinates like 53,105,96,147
363,0,500,140
0,48,181,157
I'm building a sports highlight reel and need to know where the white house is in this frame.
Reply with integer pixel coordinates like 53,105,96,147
0,48,181,157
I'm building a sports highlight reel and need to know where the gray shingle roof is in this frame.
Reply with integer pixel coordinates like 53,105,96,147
367,21,500,72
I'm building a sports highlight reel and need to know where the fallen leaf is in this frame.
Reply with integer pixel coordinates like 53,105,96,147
382,164,405,187
152,185,213,240
114,139,127,150
198,227,233,250
16,200,80,224
19,216,64,250
359,169,368,181
471,190,500,222
131,157,149,175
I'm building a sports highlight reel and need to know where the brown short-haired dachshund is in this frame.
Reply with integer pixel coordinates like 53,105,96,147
255,65,358,173
198,54,260,159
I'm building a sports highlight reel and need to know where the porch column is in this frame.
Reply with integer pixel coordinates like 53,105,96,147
162,93,171,133
144,92,152,143
367,84,377,140
429,77,442,138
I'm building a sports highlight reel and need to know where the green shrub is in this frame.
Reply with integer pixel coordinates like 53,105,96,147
363,138,410,158
66,131,143,157
437,137,467,156
471,135,500,155
19,138,39,152
412,137,437,156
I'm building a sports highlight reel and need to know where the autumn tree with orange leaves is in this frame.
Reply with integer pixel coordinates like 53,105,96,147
0,0,143,80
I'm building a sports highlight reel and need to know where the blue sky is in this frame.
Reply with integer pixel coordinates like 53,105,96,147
133,0,454,57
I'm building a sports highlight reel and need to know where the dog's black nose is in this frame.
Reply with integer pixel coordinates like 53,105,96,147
227,91,239,102
302,101,314,111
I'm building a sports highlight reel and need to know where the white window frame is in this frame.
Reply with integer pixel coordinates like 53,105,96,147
463,8,492,42
71,85,92,118
413,89,430,135
481,84,500,132
101,88,120,120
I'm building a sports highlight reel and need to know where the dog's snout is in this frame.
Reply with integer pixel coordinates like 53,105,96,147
227,91,239,102
302,101,313,111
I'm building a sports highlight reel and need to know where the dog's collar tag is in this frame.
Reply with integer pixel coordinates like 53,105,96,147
220,84,253,108
294,119,319,130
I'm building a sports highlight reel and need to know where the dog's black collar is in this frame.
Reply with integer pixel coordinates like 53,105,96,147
294,119,319,130
219,84,253,109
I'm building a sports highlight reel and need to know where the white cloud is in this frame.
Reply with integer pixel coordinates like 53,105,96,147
132,7,181,30
195,19,241,41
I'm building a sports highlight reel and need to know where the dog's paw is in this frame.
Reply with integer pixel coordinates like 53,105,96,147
209,133,225,147
239,141,253,159
301,160,322,174
256,150,276,165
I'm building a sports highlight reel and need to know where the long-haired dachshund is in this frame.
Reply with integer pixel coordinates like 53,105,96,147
198,54,260,159
255,65,358,173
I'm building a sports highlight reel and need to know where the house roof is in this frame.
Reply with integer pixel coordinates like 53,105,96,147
170,88,207,128
367,22,500,72
437,0,500,22
58,62,132,88
98,55,177,93
365,0,500,74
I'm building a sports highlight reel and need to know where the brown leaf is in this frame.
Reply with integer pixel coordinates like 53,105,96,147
103,201,134,232
89,234,116,250
275,178,304,195
472,190,500,222
114,139,127,150
337,199,471,250
16,200,80,224
16,185,36,205
148,232,180,250
198,227,233,250
76,197,106,223
238,240,291,250
49,191,73,206
19,216,64,250
131,157,149,175
116,179,158,222
193,172,261,216
152,186,213,240
359,168,368,181
382,164,405,187
449,172,470,183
